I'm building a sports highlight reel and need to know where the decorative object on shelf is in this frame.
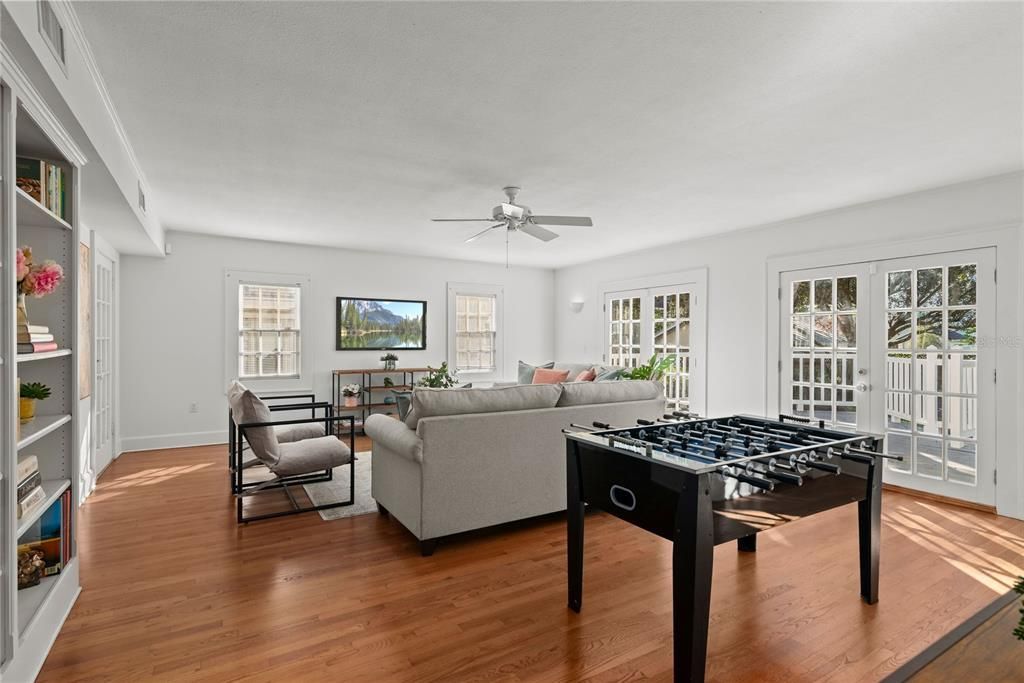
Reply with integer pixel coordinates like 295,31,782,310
336,297,426,350
621,353,676,381
17,547,46,589
383,396,396,405
17,497,64,582
19,382,51,423
381,352,399,370
341,383,361,407
383,376,395,388
417,362,459,389
15,245,64,352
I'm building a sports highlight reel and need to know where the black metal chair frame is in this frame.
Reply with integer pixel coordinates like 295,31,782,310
231,405,356,523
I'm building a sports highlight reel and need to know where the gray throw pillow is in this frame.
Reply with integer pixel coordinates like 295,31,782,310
518,360,554,384
393,390,413,421
594,366,625,381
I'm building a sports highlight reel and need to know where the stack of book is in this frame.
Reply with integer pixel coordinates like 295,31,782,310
17,455,45,521
18,323,57,354
16,156,66,219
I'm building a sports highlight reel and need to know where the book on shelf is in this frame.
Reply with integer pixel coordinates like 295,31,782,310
17,470,42,503
17,455,39,484
16,156,66,219
18,323,49,335
18,341,59,354
18,486,46,520
17,496,65,589
61,489,72,566
17,332,54,344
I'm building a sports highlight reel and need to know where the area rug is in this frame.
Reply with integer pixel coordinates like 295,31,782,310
302,451,376,521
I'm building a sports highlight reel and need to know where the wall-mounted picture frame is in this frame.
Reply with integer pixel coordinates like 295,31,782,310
336,297,427,350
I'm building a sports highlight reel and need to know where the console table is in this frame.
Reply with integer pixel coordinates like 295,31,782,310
331,367,431,433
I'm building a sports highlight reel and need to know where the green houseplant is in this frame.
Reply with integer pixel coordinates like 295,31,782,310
417,362,459,389
621,353,676,382
19,382,51,423
1014,577,1024,640
381,352,399,370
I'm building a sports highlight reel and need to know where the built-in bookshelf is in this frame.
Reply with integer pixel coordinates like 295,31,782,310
1,75,82,680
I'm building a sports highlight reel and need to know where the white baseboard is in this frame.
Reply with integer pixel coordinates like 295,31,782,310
120,430,226,453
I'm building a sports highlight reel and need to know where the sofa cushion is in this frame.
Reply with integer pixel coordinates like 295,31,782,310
274,422,325,443
518,360,554,385
532,367,570,384
594,366,625,381
556,379,663,407
574,368,597,382
273,436,352,477
408,383,563,427
226,380,281,467
553,362,595,379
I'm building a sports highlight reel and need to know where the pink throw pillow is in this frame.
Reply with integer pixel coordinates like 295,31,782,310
532,368,571,384
574,368,597,382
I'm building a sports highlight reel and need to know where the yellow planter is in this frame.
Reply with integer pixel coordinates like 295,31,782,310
19,397,36,423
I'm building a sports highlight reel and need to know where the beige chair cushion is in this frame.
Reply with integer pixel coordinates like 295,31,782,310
273,436,352,477
274,422,326,443
407,383,563,428
556,379,664,407
227,381,280,467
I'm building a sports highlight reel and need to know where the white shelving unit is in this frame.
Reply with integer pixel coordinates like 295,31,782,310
1,71,84,680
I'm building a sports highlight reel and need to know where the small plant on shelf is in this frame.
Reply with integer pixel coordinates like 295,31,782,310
341,383,361,408
383,376,395,388
19,382,51,423
381,352,399,370
417,362,459,389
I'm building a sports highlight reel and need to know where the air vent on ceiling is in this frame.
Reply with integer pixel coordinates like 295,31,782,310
138,181,146,213
38,0,66,69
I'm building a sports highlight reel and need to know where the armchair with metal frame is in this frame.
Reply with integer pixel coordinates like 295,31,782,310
229,393,356,523
228,392,323,494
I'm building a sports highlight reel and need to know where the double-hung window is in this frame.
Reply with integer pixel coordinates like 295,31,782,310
239,283,301,379
448,283,503,379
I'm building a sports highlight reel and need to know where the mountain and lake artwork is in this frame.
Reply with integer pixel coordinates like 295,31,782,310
336,297,426,350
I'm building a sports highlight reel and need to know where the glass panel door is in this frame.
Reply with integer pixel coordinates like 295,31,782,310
651,287,692,412
780,266,871,432
874,249,994,504
606,292,643,369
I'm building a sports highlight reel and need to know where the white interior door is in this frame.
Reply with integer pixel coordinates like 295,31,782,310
872,249,995,505
94,250,115,475
606,284,704,413
780,266,872,432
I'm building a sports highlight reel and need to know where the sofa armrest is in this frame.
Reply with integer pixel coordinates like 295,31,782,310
365,413,423,463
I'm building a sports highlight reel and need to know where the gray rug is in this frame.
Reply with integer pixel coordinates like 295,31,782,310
302,451,377,521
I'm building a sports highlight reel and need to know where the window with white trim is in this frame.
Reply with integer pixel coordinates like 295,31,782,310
448,283,504,378
238,283,301,379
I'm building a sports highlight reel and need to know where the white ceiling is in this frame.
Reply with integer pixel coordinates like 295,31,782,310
74,1,1022,267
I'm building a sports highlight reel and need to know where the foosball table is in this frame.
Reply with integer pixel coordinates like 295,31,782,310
564,413,898,683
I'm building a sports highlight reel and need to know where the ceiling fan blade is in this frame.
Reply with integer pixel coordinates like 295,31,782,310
433,218,494,222
465,224,504,243
529,215,593,227
519,223,559,242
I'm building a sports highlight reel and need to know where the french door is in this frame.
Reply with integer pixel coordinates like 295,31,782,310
780,248,995,505
94,250,115,476
606,284,703,413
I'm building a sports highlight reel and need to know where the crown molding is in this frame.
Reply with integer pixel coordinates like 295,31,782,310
51,0,150,196
0,42,88,167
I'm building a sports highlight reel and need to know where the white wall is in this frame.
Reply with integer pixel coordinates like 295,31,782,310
118,232,554,450
555,172,1023,516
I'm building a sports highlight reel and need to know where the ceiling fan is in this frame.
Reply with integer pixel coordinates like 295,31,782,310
432,186,593,246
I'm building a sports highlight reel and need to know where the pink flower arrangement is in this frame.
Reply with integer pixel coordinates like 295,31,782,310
16,246,64,298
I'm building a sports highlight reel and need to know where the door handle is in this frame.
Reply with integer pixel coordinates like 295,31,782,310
855,382,869,393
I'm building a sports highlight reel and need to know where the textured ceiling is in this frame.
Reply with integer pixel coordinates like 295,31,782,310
74,1,1023,266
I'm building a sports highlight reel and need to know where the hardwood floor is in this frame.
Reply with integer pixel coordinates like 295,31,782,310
37,442,1024,682
910,599,1024,682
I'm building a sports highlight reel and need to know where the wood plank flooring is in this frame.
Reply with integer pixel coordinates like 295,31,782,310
36,442,1024,682
911,599,1024,682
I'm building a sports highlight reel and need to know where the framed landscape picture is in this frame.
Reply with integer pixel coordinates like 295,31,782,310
336,297,426,350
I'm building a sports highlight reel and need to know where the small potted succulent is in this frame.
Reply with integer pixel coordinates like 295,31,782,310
19,382,51,423
341,383,361,408
381,352,399,371
383,376,395,388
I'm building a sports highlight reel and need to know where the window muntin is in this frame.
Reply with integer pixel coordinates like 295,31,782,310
239,283,301,379
454,294,497,373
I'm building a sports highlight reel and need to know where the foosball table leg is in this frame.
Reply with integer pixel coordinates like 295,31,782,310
858,459,883,604
567,444,585,613
673,474,715,683
737,533,757,553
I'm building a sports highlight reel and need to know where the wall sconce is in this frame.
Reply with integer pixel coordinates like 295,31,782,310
569,298,585,314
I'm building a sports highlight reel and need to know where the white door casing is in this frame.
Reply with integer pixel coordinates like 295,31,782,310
94,248,115,478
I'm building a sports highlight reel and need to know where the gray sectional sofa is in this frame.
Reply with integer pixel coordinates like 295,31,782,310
365,380,665,554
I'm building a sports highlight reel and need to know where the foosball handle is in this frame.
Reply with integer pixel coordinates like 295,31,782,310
636,418,656,425
592,421,612,429
726,471,774,491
